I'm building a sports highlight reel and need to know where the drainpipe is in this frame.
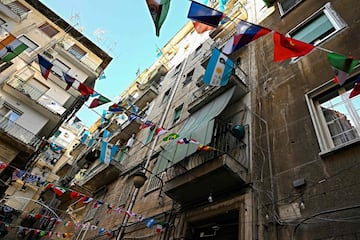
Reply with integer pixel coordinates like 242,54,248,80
116,51,192,240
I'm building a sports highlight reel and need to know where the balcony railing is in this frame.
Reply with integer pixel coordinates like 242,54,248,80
166,120,248,181
0,1,29,22
6,76,66,115
55,41,103,75
0,113,41,148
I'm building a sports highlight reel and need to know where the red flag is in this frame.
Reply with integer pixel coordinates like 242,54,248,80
69,191,81,199
349,75,360,98
77,83,94,96
192,21,215,34
273,32,315,62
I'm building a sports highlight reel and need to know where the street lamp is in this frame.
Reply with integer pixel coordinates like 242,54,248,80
132,167,163,190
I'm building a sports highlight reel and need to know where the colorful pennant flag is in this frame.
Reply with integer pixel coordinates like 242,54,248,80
197,144,215,151
187,1,224,28
155,127,169,137
53,186,67,196
327,52,359,85
273,32,315,62
125,210,135,218
155,222,165,233
69,191,81,199
94,200,104,209
0,161,7,169
139,120,156,129
89,94,111,108
192,21,215,34
80,196,94,204
0,34,28,62
177,138,199,144
108,103,124,112
146,0,171,36
222,20,271,54
77,82,94,96
349,75,360,98
203,48,234,86
100,141,118,164
145,218,156,228
163,133,179,141
38,55,53,80
63,73,76,90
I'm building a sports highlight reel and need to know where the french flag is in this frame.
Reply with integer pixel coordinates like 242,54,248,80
223,20,271,55
38,55,53,80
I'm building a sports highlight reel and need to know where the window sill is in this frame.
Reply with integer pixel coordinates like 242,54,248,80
319,138,360,157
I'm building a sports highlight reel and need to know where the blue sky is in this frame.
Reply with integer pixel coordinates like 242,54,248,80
40,0,191,127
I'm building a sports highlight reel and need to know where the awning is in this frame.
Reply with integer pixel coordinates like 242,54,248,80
154,86,236,174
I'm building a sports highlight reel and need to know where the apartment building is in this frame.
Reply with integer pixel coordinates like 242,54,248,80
0,0,111,229
49,0,360,239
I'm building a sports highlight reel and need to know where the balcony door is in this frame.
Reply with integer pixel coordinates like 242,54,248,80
0,103,22,130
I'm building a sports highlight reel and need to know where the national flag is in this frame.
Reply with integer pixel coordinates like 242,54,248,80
64,220,71,227
39,231,46,237
327,52,359,85
90,225,98,230
197,144,215,151
80,196,94,204
108,103,124,112
69,191,81,199
98,227,105,235
155,127,168,137
146,0,171,36
273,32,315,62
114,206,123,214
53,186,67,196
139,120,155,129
0,34,28,62
99,72,106,80
80,131,93,147
192,21,215,34
100,141,118,164
129,102,139,114
163,133,179,141
187,1,224,28
89,94,111,108
177,138,200,144
24,174,40,183
349,75,360,99
145,218,156,228
219,0,229,11
155,222,165,233
34,213,43,219
125,210,134,218
55,219,62,224
93,200,104,209
0,161,8,169
222,20,271,54
33,229,39,235
63,73,76,90
55,232,61,238
107,204,114,213
106,231,113,237
77,82,94,96
137,215,144,222
129,113,139,122
203,48,234,86
62,233,68,238
38,55,53,80
50,142,63,152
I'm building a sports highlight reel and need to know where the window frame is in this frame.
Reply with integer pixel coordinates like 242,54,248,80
173,104,183,124
162,88,171,105
288,3,347,46
183,69,194,87
305,75,360,155
18,35,39,53
277,0,304,16
38,22,59,38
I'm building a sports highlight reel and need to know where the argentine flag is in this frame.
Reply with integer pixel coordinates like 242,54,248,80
203,48,234,86
100,141,118,164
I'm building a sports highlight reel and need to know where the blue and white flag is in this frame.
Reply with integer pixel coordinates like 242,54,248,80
203,48,234,86
100,141,118,164
80,131,94,147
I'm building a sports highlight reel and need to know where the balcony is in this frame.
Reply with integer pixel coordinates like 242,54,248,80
189,68,248,113
54,41,103,77
0,1,30,22
163,120,249,206
0,113,41,150
3,76,66,120
75,160,124,193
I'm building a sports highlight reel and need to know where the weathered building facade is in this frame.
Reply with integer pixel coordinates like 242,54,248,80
58,0,360,239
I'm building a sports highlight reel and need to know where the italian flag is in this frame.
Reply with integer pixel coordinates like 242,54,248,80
53,186,67,196
327,52,359,85
0,34,28,62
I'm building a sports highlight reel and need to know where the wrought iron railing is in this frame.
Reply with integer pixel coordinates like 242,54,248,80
0,113,41,148
6,76,66,115
166,120,248,180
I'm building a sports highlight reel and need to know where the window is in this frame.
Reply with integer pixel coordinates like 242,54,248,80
183,69,194,86
162,88,171,104
51,58,70,79
0,62,13,73
288,3,346,46
306,77,360,153
173,104,183,124
278,0,303,16
18,35,39,53
68,44,86,60
38,23,59,38
193,44,202,57
172,63,182,77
